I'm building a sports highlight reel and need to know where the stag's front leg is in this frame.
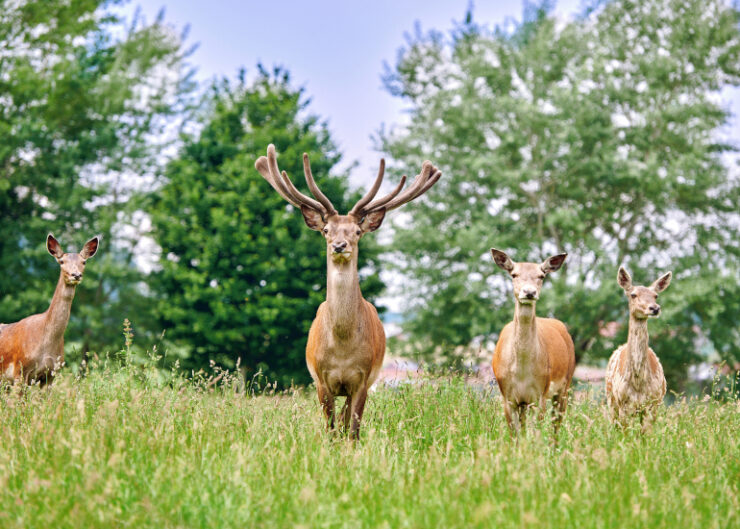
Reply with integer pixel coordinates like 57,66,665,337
317,384,335,431
349,386,368,440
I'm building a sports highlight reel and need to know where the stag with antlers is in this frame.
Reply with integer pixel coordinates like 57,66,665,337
255,145,441,439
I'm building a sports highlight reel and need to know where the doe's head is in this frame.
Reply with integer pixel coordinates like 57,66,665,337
47,234,100,286
617,266,672,319
491,248,567,305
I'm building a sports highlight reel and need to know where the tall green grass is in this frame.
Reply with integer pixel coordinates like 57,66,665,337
0,356,737,529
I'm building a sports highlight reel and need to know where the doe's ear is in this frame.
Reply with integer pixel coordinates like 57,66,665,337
617,266,632,291
650,271,672,293
47,233,64,259
81,236,100,259
300,205,325,231
490,248,514,273
541,253,567,274
360,209,386,233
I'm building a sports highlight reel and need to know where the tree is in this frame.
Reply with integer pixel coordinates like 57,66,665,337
149,68,384,386
381,0,740,389
0,0,193,358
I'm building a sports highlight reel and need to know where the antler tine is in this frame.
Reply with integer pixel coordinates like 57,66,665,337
363,174,407,212
255,150,300,209
349,158,386,217
256,144,327,213
371,161,441,212
277,168,326,213
303,153,337,216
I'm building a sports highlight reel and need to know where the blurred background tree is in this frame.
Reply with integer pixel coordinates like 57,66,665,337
380,0,740,389
149,67,384,385
0,0,193,360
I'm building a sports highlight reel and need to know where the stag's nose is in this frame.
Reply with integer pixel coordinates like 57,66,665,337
649,304,660,315
332,241,348,253
72,273,82,281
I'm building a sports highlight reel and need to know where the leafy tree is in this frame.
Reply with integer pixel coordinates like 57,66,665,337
0,0,193,358
381,0,740,388
150,68,384,386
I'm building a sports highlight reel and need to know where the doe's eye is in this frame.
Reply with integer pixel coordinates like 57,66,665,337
322,228,328,234
356,230,361,236
631,293,637,298
511,273,518,278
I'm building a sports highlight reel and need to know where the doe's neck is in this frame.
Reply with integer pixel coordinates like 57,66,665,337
44,272,77,341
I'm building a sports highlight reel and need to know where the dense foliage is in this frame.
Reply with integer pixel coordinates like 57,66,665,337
149,68,384,385
0,0,192,356
381,0,740,387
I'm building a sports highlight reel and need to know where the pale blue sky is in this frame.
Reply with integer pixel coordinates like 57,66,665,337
121,0,739,185
122,0,587,183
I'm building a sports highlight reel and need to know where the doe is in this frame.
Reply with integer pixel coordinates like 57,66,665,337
490,249,575,437
255,145,441,439
0,234,99,386
605,266,671,431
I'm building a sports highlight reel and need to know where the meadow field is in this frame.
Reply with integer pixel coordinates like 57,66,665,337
0,357,738,529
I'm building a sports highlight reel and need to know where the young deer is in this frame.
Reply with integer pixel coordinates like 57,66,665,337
255,144,441,438
490,249,575,437
0,234,99,386
605,266,670,430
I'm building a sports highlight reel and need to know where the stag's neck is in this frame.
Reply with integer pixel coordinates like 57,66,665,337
626,315,650,377
43,273,76,343
511,301,541,361
326,254,363,338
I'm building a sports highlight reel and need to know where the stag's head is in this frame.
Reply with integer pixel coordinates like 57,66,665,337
47,234,99,286
255,145,441,265
617,266,672,320
491,249,567,306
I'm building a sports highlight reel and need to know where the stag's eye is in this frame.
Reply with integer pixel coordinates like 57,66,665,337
356,230,361,236
59,260,64,265
82,260,87,265
322,228,328,234
538,274,545,279
511,273,518,278
631,293,637,298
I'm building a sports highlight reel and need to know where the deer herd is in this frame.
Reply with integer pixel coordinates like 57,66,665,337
0,144,674,439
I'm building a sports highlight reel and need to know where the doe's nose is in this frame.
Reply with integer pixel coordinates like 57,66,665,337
649,304,660,315
522,287,537,299
332,241,348,253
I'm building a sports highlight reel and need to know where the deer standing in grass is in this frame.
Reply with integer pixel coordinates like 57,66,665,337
256,144,441,439
605,266,670,431
490,249,575,437
0,234,99,386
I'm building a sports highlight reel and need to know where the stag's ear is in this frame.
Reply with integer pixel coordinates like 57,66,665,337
360,209,386,233
650,271,672,293
300,206,325,231
80,236,100,259
491,248,514,273
541,253,567,274
47,234,64,259
617,266,632,291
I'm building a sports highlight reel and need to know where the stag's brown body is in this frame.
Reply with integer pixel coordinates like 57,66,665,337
256,145,440,438
0,234,98,385
490,249,575,436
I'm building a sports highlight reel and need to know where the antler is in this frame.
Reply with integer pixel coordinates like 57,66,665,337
255,144,336,216
351,160,442,218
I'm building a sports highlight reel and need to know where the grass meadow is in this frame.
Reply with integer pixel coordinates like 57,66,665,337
0,356,738,529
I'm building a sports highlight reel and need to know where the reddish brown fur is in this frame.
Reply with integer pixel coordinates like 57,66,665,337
255,145,441,438
490,250,576,436
0,234,98,386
